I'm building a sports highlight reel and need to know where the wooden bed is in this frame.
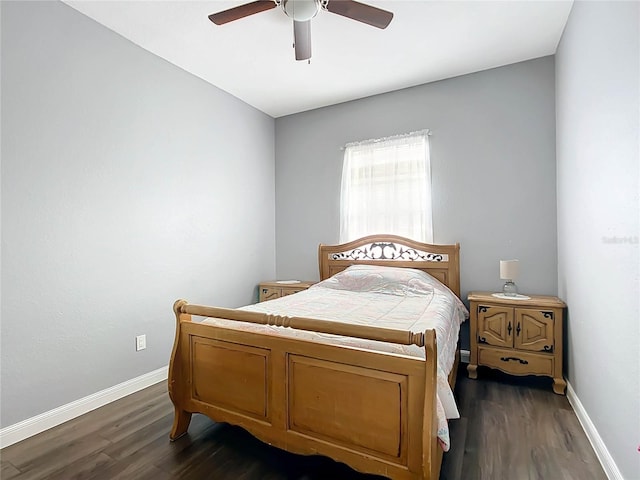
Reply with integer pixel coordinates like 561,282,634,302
168,234,462,480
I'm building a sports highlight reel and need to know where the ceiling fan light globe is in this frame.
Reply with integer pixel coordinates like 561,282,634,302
282,0,320,21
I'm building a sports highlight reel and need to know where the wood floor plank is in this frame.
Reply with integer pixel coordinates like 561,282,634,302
101,414,174,460
438,417,466,480
0,382,169,466
87,460,172,480
42,452,115,480
97,391,174,443
0,369,608,480
3,435,112,480
1,460,22,480
151,422,230,477
458,369,607,480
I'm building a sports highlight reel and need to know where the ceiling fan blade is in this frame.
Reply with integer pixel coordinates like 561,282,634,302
293,20,312,61
325,0,393,29
208,0,276,25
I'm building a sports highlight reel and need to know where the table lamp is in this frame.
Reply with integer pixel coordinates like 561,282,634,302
500,260,519,296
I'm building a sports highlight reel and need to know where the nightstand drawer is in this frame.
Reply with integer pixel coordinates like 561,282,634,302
281,287,306,296
478,346,554,376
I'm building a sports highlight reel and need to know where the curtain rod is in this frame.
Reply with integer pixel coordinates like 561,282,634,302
339,129,431,151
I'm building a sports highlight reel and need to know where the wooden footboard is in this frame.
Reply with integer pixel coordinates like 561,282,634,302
168,300,443,480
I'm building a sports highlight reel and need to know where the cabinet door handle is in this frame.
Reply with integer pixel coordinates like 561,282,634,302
516,322,521,336
507,321,512,335
500,356,529,365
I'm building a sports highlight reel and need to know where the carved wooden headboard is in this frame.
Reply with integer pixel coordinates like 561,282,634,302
318,234,461,299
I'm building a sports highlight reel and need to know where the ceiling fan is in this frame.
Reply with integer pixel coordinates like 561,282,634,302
208,0,393,61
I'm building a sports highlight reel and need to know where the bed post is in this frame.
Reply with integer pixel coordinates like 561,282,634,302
168,299,192,441
421,329,439,479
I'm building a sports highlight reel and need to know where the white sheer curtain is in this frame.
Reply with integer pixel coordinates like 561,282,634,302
339,130,432,243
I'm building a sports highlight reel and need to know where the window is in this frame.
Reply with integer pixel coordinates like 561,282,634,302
339,130,432,243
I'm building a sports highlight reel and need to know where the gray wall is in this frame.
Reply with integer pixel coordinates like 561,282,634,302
275,57,558,321
1,1,275,428
556,2,639,478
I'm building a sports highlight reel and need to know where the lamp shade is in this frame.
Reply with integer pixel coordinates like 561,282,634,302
500,260,519,280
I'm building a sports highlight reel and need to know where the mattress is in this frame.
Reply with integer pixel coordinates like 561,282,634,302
201,264,469,450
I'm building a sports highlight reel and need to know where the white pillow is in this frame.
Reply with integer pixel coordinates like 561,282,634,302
316,264,440,296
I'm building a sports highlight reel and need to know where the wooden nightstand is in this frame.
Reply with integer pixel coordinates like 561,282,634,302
258,281,316,302
467,291,566,394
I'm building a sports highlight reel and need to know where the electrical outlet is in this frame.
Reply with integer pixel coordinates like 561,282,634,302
136,334,146,351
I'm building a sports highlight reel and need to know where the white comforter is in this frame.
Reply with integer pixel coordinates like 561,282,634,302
202,265,468,450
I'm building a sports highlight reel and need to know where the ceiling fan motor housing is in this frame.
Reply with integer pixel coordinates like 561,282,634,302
281,0,320,21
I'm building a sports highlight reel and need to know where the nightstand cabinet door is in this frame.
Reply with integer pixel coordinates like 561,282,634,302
260,286,281,302
515,309,555,353
477,305,513,349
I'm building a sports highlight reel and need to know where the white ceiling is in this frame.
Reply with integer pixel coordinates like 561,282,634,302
63,0,573,118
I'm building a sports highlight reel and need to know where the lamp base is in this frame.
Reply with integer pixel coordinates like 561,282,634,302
502,280,518,296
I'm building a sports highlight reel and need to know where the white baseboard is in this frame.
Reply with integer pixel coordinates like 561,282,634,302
566,381,623,480
460,349,470,363
0,365,168,449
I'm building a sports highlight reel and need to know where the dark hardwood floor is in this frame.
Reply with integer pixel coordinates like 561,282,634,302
0,368,606,480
